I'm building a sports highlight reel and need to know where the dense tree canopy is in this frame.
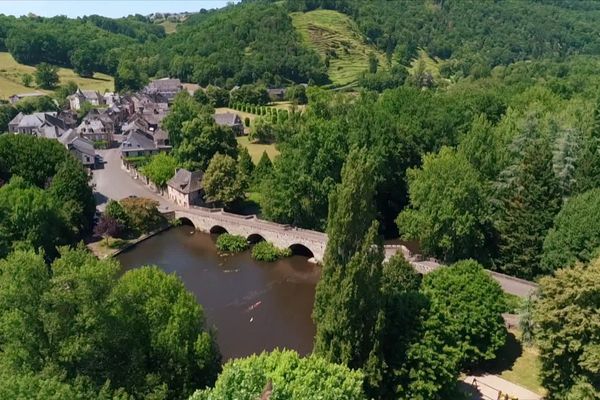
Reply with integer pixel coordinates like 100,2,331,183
396,147,490,262
541,188,600,273
0,247,220,399
191,350,366,400
533,258,600,399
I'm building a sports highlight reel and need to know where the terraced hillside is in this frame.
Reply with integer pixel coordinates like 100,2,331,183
0,52,114,99
291,9,387,87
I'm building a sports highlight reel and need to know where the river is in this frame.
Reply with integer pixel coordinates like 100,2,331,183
117,225,320,360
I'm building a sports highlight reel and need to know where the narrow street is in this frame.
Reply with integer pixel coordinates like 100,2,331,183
91,148,174,211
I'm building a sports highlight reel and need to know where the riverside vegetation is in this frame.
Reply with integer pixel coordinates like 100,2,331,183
1,0,600,398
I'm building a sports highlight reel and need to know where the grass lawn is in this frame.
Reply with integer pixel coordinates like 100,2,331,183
291,9,387,87
480,329,546,396
236,136,279,164
0,52,114,100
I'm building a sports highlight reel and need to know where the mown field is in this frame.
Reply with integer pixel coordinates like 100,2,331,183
291,9,387,87
0,52,114,99
236,136,279,164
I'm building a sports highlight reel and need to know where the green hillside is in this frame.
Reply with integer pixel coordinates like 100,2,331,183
0,52,113,99
291,9,387,87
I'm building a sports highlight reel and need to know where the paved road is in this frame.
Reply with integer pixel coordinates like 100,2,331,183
463,375,542,400
92,148,173,211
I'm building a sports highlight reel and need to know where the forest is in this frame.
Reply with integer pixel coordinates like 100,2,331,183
1,0,600,399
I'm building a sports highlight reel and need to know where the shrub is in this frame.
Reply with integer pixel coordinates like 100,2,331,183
251,241,291,262
216,233,248,253
244,117,250,127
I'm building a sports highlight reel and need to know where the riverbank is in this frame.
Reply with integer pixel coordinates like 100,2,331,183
87,224,172,259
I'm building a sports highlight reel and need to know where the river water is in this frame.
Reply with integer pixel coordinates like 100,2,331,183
117,225,320,360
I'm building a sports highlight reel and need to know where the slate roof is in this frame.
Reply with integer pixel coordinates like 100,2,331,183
213,112,242,127
148,78,182,91
121,131,157,152
168,168,204,194
9,112,69,137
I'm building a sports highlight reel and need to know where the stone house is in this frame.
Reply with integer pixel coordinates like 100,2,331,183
145,78,183,102
267,88,286,102
167,168,204,207
68,89,105,110
76,118,113,143
66,137,97,169
120,130,171,158
213,112,244,136
9,92,46,104
8,112,69,138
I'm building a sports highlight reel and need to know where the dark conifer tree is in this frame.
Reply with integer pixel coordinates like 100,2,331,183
494,138,562,279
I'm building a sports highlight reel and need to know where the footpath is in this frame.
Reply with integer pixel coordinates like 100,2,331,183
463,375,543,400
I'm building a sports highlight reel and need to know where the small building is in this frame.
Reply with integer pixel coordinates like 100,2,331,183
76,118,112,143
68,89,105,110
9,92,46,104
120,131,170,158
267,88,286,102
213,112,244,136
167,168,204,207
67,137,97,169
145,78,183,102
8,112,69,138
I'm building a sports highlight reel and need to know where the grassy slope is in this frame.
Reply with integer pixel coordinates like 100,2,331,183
158,20,179,34
291,9,387,87
0,52,114,99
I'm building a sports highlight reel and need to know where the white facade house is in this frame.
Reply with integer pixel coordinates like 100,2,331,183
167,169,204,207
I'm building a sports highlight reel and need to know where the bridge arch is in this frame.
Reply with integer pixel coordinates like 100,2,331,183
209,225,228,234
177,217,195,228
247,233,265,244
289,243,315,258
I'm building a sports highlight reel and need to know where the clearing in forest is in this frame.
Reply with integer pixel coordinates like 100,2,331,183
291,9,387,87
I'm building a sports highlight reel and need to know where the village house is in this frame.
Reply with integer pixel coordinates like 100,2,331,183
66,137,97,169
120,130,171,158
267,88,286,102
144,78,183,102
167,168,204,207
68,89,106,110
8,112,69,138
76,117,113,144
9,92,46,104
213,112,245,136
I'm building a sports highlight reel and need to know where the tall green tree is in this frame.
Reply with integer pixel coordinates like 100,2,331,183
0,177,68,259
203,153,246,207
114,59,147,92
313,149,386,395
252,151,272,186
161,91,203,148
494,137,562,279
173,115,238,171
191,350,366,400
396,147,490,262
237,147,254,185
140,153,178,190
48,156,96,237
541,188,600,273
533,258,600,399
34,62,59,89
0,247,221,399
572,98,600,194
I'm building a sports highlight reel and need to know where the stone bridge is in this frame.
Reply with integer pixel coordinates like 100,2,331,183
175,207,329,262
172,207,537,297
